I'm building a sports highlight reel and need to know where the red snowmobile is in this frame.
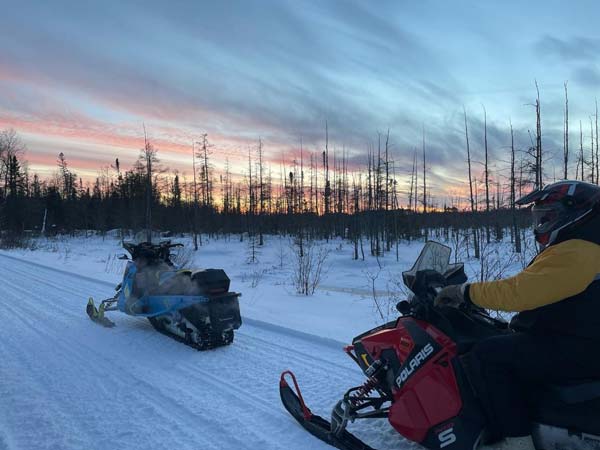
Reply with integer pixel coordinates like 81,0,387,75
280,242,600,450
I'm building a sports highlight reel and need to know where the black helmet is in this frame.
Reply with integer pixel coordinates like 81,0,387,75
516,181,600,247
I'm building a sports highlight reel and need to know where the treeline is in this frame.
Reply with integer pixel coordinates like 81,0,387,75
4,81,600,260
0,128,533,258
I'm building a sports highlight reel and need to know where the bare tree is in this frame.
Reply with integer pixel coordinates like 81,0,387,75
422,127,427,214
535,81,543,188
591,117,595,183
385,129,390,211
0,129,25,195
464,108,479,258
196,134,212,207
579,120,584,181
408,149,416,212
323,121,331,215
596,99,599,184
564,81,569,179
141,128,159,242
510,120,522,253
258,138,265,214
483,105,490,213
191,142,199,250
292,238,329,295
464,107,475,213
482,105,491,244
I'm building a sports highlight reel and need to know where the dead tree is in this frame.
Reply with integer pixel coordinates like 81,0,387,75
300,138,305,213
141,128,158,243
591,117,595,183
564,81,569,180
483,105,491,244
385,129,390,211
258,138,265,214
463,108,479,258
579,121,584,181
323,121,331,215
464,108,476,213
191,142,199,250
257,138,265,245
535,81,543,189
592,99,600,184
414,147,419,213
483,106,490,213
510,120,522,253
422,127,427,214
197,134,212,207
408,150,416,212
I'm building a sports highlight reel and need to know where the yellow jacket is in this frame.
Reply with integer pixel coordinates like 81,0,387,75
469,239,600,312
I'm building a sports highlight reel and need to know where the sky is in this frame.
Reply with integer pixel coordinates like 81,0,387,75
2,0,600,204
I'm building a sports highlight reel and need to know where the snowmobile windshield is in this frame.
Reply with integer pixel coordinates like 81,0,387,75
402,242,466,292
403,242,451,290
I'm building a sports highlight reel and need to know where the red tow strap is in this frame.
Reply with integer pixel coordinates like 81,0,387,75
280,370,312,421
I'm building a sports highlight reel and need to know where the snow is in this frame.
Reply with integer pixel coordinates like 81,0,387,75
0,233,530,450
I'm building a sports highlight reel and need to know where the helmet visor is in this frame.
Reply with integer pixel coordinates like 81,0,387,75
531,202,566,235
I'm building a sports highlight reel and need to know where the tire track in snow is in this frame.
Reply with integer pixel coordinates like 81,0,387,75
0,280,228,450
0,273,320,450
0,255,367,450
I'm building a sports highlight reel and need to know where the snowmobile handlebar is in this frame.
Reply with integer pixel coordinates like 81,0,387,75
400,268,508,330
122,240,183,263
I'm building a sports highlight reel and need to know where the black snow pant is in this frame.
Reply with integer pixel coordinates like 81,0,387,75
467,332,600,438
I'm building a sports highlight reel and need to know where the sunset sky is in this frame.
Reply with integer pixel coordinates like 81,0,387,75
2,0,600,204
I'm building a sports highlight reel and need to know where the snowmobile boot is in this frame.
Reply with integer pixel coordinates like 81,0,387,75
483,435,535,450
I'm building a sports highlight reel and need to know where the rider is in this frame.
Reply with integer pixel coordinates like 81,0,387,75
435,180,600,444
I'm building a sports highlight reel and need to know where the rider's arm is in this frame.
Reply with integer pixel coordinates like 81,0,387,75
467,239,600,312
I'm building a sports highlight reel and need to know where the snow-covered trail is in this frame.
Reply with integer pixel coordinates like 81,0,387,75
0,255,411,450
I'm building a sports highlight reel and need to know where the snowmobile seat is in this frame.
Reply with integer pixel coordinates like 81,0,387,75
545,379,600,404
191,269,231,295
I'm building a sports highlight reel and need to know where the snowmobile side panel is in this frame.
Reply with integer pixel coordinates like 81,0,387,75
117,261,137,312
279,372,376,450
130,295,210,317
418,359,487,450
357,317,463,444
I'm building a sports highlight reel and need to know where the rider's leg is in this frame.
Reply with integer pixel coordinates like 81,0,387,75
468,332,600,439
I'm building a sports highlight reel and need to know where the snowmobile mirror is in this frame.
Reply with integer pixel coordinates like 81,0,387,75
396,301,412,315
118,254,129,260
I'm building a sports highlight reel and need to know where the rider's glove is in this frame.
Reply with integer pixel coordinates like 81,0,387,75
434,283,469,308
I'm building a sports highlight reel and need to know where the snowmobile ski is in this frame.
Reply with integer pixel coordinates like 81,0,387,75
279,371,375,450
86,298,115,328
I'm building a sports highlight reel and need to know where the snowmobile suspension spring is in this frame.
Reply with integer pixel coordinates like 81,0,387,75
351,376,379,406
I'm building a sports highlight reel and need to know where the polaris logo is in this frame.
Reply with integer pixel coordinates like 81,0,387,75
395,343,435,388
438,428,457,448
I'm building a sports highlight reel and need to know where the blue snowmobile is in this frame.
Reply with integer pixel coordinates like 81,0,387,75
87,240,242,350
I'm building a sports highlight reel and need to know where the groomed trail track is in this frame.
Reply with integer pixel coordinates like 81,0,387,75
0,254,411,450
